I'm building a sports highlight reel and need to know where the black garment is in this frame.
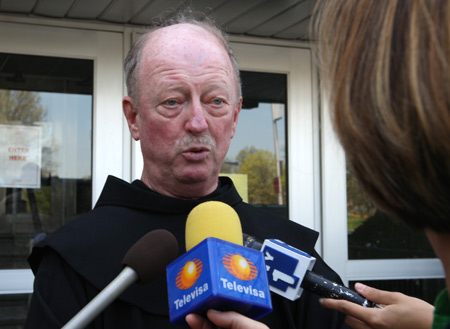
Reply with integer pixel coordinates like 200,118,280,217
26,175,347,329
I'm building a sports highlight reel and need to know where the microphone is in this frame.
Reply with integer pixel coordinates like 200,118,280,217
243,234,381,308
63,229,178,329
166,201,272,326
185,200,243,251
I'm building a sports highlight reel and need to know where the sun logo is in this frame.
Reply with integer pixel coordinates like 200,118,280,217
176,259,203,290
223,253,258,281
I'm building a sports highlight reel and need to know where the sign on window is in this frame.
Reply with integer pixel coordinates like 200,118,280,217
0,124,42,188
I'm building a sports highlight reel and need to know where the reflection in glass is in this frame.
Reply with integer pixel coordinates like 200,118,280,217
0,53,93,269
221,71,287,218
347,164,436,259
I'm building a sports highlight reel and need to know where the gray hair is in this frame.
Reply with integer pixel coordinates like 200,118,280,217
124,9,242,108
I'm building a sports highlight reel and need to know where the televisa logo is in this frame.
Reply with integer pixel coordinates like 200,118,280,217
166,238,272,326
174,258,208,309
173,253,266,310
176,259,203,289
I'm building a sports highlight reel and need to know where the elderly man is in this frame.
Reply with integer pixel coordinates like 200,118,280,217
25,14,346,329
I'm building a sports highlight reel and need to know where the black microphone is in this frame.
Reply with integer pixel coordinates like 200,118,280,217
243,233,382,308
62,229,178,329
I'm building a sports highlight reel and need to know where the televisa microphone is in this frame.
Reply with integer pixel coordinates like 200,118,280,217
166,201,272,326
243,233,382,308
62,229,178,329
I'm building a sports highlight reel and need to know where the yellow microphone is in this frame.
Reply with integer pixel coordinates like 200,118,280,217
185,201,243,251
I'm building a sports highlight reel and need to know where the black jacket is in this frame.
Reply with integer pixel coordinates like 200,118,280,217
26,175,347,329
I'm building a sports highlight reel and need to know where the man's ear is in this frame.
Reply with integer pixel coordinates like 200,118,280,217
123,96,140,141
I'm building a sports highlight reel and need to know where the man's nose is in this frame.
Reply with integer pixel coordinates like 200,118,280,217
185,100,208,134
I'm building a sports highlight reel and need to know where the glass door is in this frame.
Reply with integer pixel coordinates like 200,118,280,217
229,41,319,232
0,53,94,269
0,21,124,326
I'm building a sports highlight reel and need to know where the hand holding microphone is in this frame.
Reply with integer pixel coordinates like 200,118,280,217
63,229,178,329
243,234,381,308
320,283,434,329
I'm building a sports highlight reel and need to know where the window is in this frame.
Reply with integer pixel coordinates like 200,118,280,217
221,71,288,218
228,42,318,230
321,91,445,298
0,53,94,270
347,166,436,260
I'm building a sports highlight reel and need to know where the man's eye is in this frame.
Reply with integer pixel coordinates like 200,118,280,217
213,99,224,105
165,100,177,106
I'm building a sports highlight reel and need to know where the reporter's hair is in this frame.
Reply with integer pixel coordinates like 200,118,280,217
314,0,450,232
124,8,241,108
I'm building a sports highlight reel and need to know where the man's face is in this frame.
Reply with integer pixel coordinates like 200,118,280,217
123,24,241,198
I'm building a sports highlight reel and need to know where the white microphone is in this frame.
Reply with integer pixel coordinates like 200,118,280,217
243,234,381,308
62,229,178,329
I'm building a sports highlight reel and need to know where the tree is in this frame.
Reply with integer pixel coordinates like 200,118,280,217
0,90,46,124
236,146,278,204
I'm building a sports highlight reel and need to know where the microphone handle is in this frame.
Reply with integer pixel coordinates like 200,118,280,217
62,267,138,329
302,271,382,308
242,233,263,251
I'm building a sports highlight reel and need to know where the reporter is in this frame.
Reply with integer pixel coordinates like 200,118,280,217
186,310,269,329
314,0,450,329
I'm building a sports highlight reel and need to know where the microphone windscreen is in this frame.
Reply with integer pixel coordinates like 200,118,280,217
122,229,178,283
185,201,243,251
